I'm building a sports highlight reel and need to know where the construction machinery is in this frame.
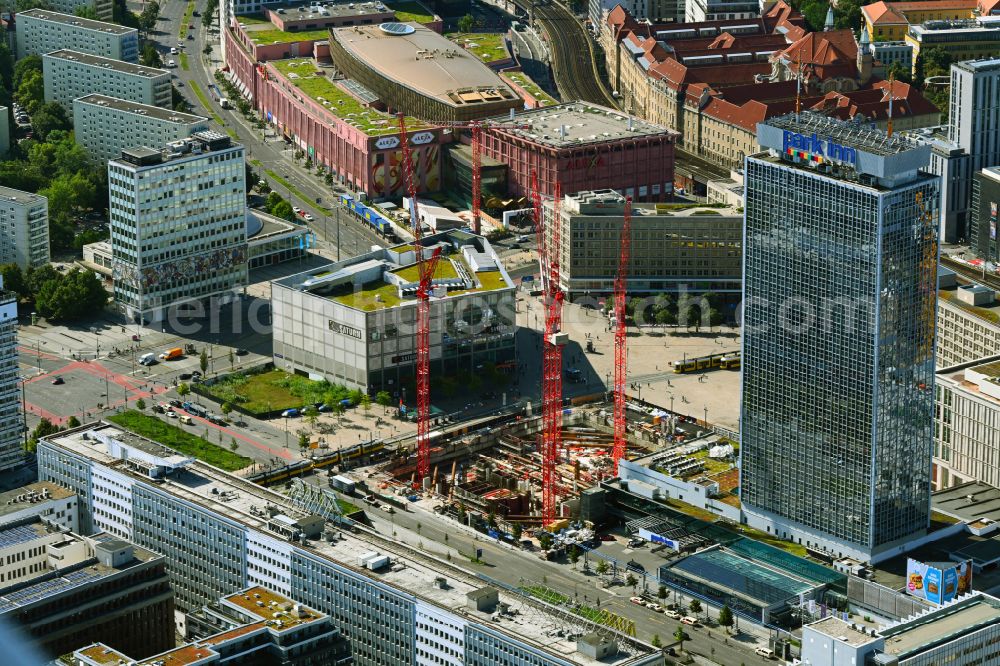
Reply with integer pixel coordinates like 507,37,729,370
399,113,441,484
532,170,565,524
611,197,632,473
435,120,529,235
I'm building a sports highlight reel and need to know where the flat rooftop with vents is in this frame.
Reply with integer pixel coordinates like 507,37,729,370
489,102,675,149
75,93,208,124
18,8,135,33
44,49,166,76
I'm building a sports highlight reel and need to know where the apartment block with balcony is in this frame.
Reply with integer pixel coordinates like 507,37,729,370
43,50,171,110
15,9,138,61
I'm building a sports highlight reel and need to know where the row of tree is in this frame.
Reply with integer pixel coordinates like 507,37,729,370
0,263,107,321
607,292,726,331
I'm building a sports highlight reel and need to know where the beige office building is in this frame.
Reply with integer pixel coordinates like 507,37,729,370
934,356,1000,490
43,50,171,109
543,189,742,298
73,95,208,163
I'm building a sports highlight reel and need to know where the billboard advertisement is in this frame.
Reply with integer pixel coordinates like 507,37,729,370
906,559,973,605
637,528,679,551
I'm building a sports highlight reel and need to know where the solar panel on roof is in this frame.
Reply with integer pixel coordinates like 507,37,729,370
0,525,42,549
378,22,415,35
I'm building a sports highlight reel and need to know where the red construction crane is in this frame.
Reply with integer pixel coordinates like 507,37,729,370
399,113,441,485
611,197,633,473
435,120,529,235
531,170,565,525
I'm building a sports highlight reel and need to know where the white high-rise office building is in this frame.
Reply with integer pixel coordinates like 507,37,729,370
108,131,248,323
15,9,138,61
73,95,209,163
0,186,49,271
0,276,20,472
43,51,171,109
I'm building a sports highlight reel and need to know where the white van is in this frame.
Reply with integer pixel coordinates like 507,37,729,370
167,59,176,68
179,415,194,425
755,647,775,659
139,353,155,365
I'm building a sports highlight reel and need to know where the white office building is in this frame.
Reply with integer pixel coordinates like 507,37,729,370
43,50,171,109
0,186,49,271
46,0,113,21
870,40,913,71
108,131,247,323
38,422,662,666
15,9,138,61
271,230,516,393
0,277,19,472
74,94,209,164
936,277,1000,367
0,481,78,533
933,355,1000,490
685,0,759,22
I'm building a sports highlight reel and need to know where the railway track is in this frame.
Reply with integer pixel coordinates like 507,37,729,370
530,0,618,108
941,254,1000,291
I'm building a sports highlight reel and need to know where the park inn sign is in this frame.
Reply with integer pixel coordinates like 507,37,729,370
781,130,858,166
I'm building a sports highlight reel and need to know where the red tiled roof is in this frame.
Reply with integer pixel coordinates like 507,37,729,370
979,0,1000,14
779,29,858,67
862,0,976,24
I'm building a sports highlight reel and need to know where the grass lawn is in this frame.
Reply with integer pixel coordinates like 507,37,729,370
108,411,252,472
337,498,362,514
475,270,508,291
334,281,401,311
200,369,360,414
270,59,423,136
234,14,272,25
189,83,225,125
179,52,189,70
247,28,332,45
503,71,557,106
521,585,568,605
386,0,435,22
447,32,508,63
180,1,195,39
392,258,459,282
735,525,809,558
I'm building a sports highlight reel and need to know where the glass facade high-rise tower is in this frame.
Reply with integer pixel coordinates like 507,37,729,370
741,113,940,563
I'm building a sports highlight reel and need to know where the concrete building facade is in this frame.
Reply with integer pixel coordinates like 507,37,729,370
38,422,662,666
741,114,939,563
43,50,170,109
73,94,209,164
0,481,78,533
481,102,676,203
906,18,1000,72
108,132,247,323
936,278,1000,367
0,520,174,659
971,166,1000,264
15,9,138,61
45,0,113,21
271,230,516,393
543,189,742,298
685,0,759,22
933,356,1000,490
0,278,17,472
0,186,49,271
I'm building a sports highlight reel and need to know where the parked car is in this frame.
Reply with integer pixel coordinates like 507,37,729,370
293,206,302,215
165,410,177,418
235,348,248,355
170,47,178,54
664,609,680,619
627,538,644,548
317,404,332,413
169,399,182,408
152,404,164,414
647,603,663,612
755,647,776,660
304,213,315,222
282,408,299,417
51,377,64,385
680,616,700,627
629,597,644,606
191,371,202,379
179,415,194,425
179,373,192,380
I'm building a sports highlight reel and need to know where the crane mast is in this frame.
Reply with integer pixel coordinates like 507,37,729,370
611,197,633,472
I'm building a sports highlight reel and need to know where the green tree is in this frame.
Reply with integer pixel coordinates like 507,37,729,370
66,415,81,427
918,45,953,80
376,390,392,409
230,439,238,452
13,56,42,92
626,573,638,589
658,585,668,600
886,61,912,85
486,509,497,528
199,349,208,374
16,69,44,115
28,417,60,450
177,382,190,396
595,559,609,575
264,191,284,213
15,0,51,9
537,531,553,550
511,522,523,541
140,43,163,68
361,393,371,414
26,264,59,295
655,307,676,326
202,0,218,27
833,0,862,30
139,0,160,32
221,402,233,419
31,102,71,142
651,634,661,648
457,13,474,32
569,545,580,565
0,42,14,90
689,599,702,614
0,264,28,298
672,626,690,653
718,604,734,631
303,404,319,428
298,431,309,454
135,398,146,410
271,199,296,222
33,268,107,321
74,4,98,18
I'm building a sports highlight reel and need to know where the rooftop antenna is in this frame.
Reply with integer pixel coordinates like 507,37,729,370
887,71,895,137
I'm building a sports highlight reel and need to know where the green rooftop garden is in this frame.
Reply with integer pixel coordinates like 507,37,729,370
940,289,1000,325
386,0,435,22
247,27,333,45
391,258,459,282
234,14,271,24
503,71,557,106
447,32,508,63
332,254,509,311
271,59,425,136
